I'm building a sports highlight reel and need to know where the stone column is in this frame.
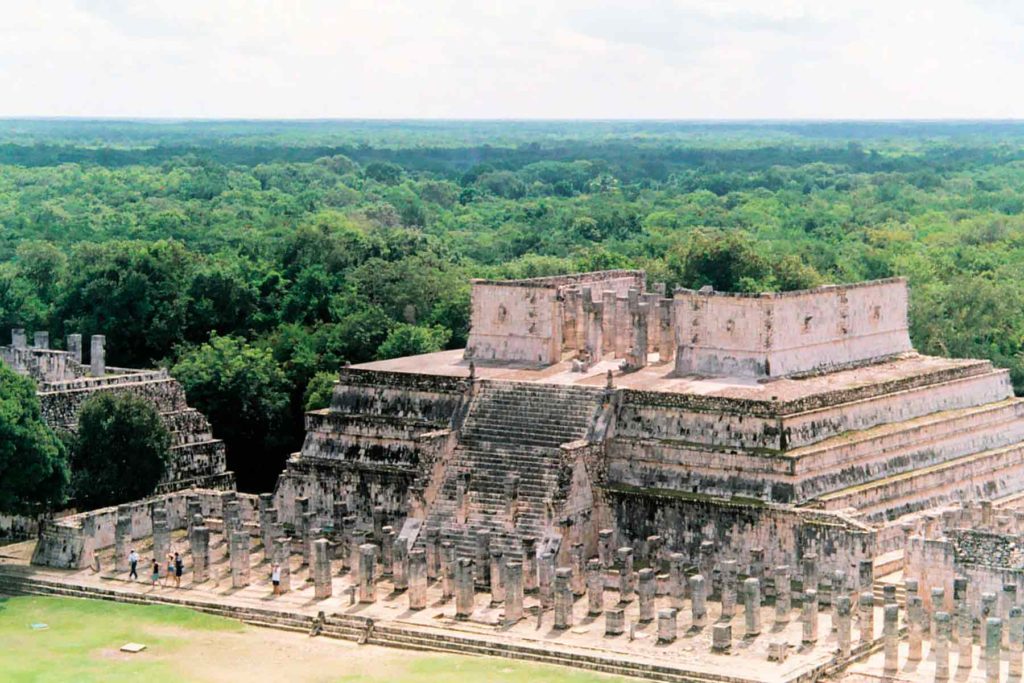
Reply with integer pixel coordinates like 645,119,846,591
1011,606,1023,678
67,333,82,363
191,525,210,583
222,501,240,558
931,586,945,640
936,611,951,680
455,473,469,525
349,529,367,582
570,543,586,596
301,515,316,567
953,576,969,644
601,290,617,355
658,608,678,644
587,558,604,615
908,594,924,662
539,552,555,609
231,530,251,588
474,530,491,588
985,618,1001,683
425,527,441,581
606,607,625,636
90,334,105,376
1003,584,1017,648
381,527,395,576
273,537,291,593
393,537,409,591
505,562,523,626
712,623,732,653
440,540,455,601
860,591,875,643
744,578,762,637
490,549,505,603
883,604,899,675
186,496,202,535
720,560,738,619
645,535,663,569
638,568,656,623
332,500,348,536
669,553,686,609
858,558,874,593
831,570,846,630
152,508,170,576
522,537,538,593
617,547,634,602
371,506,384,543
408,548,428,610
358,543,377,603
598,529,614,569
958,601,973,669
313,538,332,599
802,552,818,592
836,595,851,658
115,510,132,572
659,299,675,363
748,548,764,584
340,515,357,570
554,568,573,630
775,565,791,623
980,592,997,645
802,589,819,644
691,574,708,628
699,541,715,591
258,493,274,552
882,584,897,606
455,558,475,620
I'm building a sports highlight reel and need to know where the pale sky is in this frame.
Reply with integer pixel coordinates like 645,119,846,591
2,0,1023,119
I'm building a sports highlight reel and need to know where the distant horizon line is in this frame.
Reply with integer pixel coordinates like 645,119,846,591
3,116,1024,124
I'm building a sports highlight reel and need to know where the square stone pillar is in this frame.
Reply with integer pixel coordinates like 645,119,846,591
935,611,951,681
601,291,617,355
273,537,291,593
668,553,686,609
883,604,899,675
617,547,634,602
605,607,625,636
836,595,851,658
151,508,170,576
802,552,818,592
340,515,357,570
712,623,732,653
504,561,523,626
554,568,573,630
775,565,791,623
358,543,377,603
11,328,26,348
455,558,475,620
33,331,49,349
408,548,428,610
907,594,924,662
474,530,491,588
230,530,251,589
1003,584,1018,648
90,334,106,376
393,536,409,591
186,496,202,535
539,551,555,609
614,295,629,357
658,608,678,644
312,538,332,599
597,530,614,570
67,333,83,363
720,560,738,619
223,501,241,559
980,592,997,645
802,589,819,644
645,535,663,569
349,530,368,582
425,527,441,580
859,591,875,643
115,511,132,572
490,549,505,603
638,568,656,623
690,574,708,628
440,540,455,602
381,526,395,577
258,494,275,553
570,543,586,596
191,526,210,583
985,618,1001,683
587,558,604,615
522,537,538,593
858,558,874,593
1010,606,1024,678
698,541,715,590
658,299,675,363
744,578,762,637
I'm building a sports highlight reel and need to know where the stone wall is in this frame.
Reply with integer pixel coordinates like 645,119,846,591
673,278,913,378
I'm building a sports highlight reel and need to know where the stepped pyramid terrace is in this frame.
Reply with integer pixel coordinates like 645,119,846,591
10,269,1024,682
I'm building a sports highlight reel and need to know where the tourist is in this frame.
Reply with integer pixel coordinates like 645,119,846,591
271,563,281,595
174,552,184,588
151,558,160,586
165,554,174,587
128,549,139,580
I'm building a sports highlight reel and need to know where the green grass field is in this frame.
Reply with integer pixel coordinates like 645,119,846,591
0,595,628,683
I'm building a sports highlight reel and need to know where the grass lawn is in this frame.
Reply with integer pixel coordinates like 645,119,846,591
0,595,630,683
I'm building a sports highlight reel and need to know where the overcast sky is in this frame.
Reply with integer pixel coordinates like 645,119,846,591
2,1,1022,119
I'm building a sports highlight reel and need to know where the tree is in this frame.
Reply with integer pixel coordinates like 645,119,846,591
172,334,292,491
304,371,338,411
70,392,170,509
0,363,69,515
377,324,451,360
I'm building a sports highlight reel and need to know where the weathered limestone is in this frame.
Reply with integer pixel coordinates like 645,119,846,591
358,543,377,603
907,594,924,662
775,565,791,623
67,333,82,363
408,549,427,610
505,562,523,626
598,530,614,570
699,541,715,591
554,567,573,630
151,508,169,576
744,578,762,637
312,538,332,600
191,525,210,583
424,527,441,581
860,591,875,643
349,529,367,582
490,549,505,603
617,547,634,602
883,604,899,675
658,608,678,644
712,623,732,653
935,611,951,681
669,553,686,609
273,537,291,593
587,559,604,616
440,541,455,602
258,493,275,553
831,570,846,631
455,558,474,619
570,543,586,596
539,552,555,609
931,586,944,640
1003,584,1018,648
474,530,491,588
980,592,997,645
1011,606,1023,678
605,607,625,636
522,537,538,593
985,618,1001,683
230,530,250,589
381,526,395,576
114,507,132,572
90,334,105,376
690,574,708,628
836,595,851,659
802,552,818,592
638,568,656,623
720,560,738,619
393,537,409,591
802,589,819,644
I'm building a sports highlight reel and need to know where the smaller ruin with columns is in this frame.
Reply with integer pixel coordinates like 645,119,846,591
12,270,1024,682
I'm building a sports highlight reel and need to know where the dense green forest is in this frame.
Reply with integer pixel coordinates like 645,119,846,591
2,119,1024,491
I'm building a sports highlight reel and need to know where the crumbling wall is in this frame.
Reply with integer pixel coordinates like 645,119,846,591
673,278,913,378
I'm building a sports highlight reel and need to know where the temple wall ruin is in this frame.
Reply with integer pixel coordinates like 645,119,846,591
673,278,913,378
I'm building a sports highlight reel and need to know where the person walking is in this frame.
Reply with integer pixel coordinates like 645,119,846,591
128,549,139,581
165,554,174,587
271,563,281,596
174,552,184,588
151,558,160,586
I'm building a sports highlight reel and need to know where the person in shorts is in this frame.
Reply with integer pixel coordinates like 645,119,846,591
271,563,282,595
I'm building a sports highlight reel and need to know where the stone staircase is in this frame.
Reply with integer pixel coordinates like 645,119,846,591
422,381,604,560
